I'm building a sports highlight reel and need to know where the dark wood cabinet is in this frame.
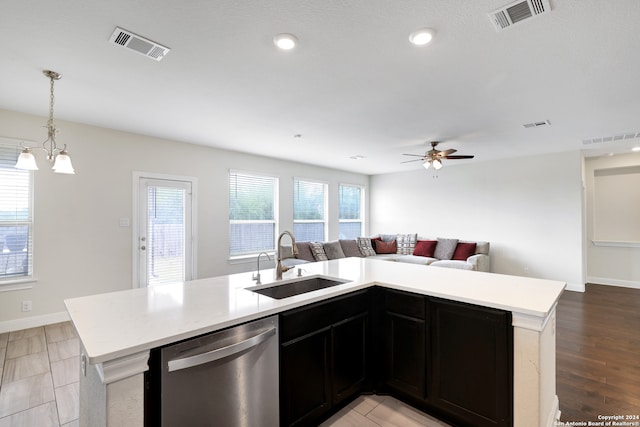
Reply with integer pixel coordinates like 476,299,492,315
380,289,427,401
280,327,331,426
429,298,513,427
279,290,370,427
279,287,513,427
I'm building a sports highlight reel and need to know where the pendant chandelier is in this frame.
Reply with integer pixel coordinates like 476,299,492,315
15,70,75,174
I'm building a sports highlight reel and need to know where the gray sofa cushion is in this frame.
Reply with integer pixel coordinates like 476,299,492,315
340,239,364,257
434,238,458,260
369,254,401,261
431,259,475,271
357,237,376,257
395,255,438,265
324,241,346,259
295,242,316,262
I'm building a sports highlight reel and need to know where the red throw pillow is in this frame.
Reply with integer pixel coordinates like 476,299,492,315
452,242,477,261
374,239,397,254
413,240,437,257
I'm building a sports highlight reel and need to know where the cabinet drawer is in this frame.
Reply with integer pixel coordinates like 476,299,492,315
280,290,369,343
384,289,426,319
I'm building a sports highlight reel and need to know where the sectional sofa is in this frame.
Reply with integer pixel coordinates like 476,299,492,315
281,233,490,272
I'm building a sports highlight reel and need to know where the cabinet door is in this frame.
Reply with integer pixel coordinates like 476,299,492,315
332,312,369,405
280,328,331,427
381,289,427,401
430,298,513,427
383,311,426,400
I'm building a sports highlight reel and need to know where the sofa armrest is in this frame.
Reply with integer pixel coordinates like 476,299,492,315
467,254,490,272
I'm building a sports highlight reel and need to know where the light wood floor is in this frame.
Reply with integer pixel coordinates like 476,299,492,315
0,323,79,427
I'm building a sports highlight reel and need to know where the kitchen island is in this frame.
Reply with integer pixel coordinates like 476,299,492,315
65,257,565,427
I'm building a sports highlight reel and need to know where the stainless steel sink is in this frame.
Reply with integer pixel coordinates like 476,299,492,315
247,276,350,299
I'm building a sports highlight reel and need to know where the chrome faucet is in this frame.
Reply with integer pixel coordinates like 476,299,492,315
276,231,298,280
252,252,271,285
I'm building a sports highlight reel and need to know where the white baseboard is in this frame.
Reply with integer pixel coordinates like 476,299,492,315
545,395,561,427
565,282,585,292
587,276,640,290
0,311,70,334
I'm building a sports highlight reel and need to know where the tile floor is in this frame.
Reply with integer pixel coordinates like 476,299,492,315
0,322,79,427
0,322,448,427
321,394,450,427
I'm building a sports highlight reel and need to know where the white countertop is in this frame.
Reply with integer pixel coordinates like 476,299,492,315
65,258,565,365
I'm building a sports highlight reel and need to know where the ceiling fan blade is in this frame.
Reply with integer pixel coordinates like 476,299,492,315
400,158,424,164
439,149,457,156
444,155,475,159
402,153,426,157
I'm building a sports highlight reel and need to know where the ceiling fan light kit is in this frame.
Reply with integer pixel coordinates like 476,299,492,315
403,141,474,172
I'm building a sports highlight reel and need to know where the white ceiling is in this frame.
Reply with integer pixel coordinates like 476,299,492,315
2,0,640,175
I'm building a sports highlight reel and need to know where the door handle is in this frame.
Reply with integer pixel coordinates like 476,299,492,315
167,327,276,372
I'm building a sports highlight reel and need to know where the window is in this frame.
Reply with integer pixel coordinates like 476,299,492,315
0,143,33,282
229,172,278,256
339,184,364,239
293,179,327,242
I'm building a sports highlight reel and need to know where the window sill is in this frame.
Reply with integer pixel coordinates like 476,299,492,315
229,252,276,265
0,277,37,292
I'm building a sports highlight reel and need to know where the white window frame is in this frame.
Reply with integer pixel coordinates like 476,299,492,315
338,183,365,239
229,170,279,259
293,178,328,242
0,137,36,291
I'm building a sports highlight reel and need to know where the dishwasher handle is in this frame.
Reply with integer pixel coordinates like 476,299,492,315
167,327,276,372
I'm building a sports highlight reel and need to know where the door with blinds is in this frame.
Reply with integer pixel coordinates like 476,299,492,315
138,178,193,287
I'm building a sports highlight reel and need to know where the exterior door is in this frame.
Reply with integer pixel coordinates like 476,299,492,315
137,177,194,287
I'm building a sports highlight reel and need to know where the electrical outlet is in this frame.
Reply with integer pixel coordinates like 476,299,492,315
21,300,32,312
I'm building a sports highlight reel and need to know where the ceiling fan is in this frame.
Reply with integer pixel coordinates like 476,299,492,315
401,141,475,170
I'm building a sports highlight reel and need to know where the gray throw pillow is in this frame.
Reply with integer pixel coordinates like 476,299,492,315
357,237,376,257
309,242,328,261
339,240,364,258
380,234,397,243
295,242,316,262
396,233,417,255
434,238,459,260
324,241,346,259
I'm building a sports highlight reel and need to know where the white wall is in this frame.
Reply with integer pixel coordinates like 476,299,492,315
370,151,585,291
585,152,640,289
0,108,369,327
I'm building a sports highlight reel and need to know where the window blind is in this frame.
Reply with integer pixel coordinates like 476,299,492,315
0,144,33,280
293,179,326,242
229,172,278,256
339,184,363,239
146,185,186,285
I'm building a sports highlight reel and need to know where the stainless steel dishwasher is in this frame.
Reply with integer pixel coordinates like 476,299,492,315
147,315,279,427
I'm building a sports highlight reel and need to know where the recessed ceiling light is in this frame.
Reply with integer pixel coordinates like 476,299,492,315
274,33,298,50
632,147,640,152
409,28,436,46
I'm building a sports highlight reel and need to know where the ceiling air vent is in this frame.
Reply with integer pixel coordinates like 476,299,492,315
488,0,551,32
582,132,640,145
109,27,170,61
523,120,551,128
